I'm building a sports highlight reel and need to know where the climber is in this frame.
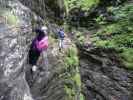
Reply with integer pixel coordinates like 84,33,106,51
58,28,65,51
29,26,48,72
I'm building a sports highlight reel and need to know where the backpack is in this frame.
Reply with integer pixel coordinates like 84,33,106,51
35,36,48,52
58,30,65,39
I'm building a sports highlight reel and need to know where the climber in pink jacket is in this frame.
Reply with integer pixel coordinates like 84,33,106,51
36,35,48,52
29,26,48,72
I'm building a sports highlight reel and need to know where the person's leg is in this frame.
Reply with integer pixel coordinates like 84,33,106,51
29,48,36,66
59,39,62,50
32,50,40,72
61,39,64,49
59,39,64,50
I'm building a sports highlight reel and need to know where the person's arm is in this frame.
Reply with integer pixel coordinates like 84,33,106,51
64,31,66,37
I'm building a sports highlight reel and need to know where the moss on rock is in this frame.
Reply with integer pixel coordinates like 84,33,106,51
1,10,19,26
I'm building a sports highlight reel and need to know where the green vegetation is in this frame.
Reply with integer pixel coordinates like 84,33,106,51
80,93,84,100
80,0,99,11
3,11,19,26
64,47,79,68
63,46,83,100
48,27,83,100
72,72,81,87
95,14,106,25
92,4,133,69
7,14,18,25
120,48,133,69
64,0,69,15
65,0,100,11
75,32,85,45
64,72,82,100
0,8,19,26
65,85,75,100
48,33,82,100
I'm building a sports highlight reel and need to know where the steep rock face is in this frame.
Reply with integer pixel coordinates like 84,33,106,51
0,1,81,100
79,47,133,100
0,0,36,100
19,0,65,23
26,35,81,100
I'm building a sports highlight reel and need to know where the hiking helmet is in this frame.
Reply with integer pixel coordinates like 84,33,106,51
41,26,48,34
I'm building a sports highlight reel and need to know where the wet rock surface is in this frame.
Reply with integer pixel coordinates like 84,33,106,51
25,34,81,100
79,47,133,100
1,0,133,100
0,0,35,100
0,1,81,100
19,0,65,22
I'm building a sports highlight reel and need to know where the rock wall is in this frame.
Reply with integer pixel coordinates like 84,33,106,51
2,1,132,100
19,0,65,23
79,47,133,100
0,0,35,99
0,1,81,100
25,37,81,100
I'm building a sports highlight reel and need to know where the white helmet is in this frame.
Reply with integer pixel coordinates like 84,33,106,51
41,26,48,34
41,26,47,31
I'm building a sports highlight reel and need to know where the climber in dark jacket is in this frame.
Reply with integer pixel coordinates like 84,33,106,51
29,26,48,72
58,28,65,51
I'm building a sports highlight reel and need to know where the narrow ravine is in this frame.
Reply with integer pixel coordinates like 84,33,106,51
0,0,82,100
0,0,133,100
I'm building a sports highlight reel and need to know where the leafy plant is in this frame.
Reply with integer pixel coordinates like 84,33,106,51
4,11,19,25
80,0,100,11
66,0,100,11
72,72,81,87
64,47,79,68
64,46,82,100
65,85,75,100
80,93,85,100
95,14,106,25
120,48,133,69
76,32,85,44
92,3,133,69
0,8,19,26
